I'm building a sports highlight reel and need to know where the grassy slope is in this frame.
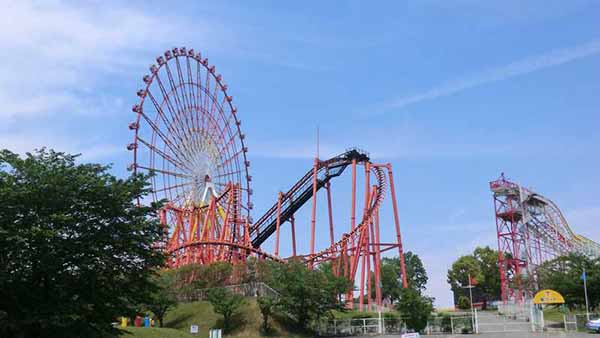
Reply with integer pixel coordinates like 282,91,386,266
119,299,306,338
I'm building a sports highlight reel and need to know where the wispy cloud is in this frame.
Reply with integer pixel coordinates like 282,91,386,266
0,1,221,120
385,39,600,110
0,1,229,157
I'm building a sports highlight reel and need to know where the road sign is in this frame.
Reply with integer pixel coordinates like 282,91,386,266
533,289,565,304
401,333,420,338
190,324,199,334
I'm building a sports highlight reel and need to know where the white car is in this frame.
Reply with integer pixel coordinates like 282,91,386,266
586,318,600,332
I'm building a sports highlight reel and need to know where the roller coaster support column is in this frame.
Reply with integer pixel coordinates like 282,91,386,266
290,214,297,257
346,159,357,308
326,182,335,246
374,206,383,307
358,162,371,311
351,159,357,231
310,158,319,265
385,164,408,289
275,192,282,257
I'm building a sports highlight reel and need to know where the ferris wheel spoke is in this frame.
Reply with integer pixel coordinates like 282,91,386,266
195,61,204,136
153,76,193,149
136,136,191,172
217,149,244,170
185,58,199,131
214,168,244,179
217,127,240,160
163,62,188,123
154,181,193,194
138,110,188,164
215,182,248,191
167,60,195,143
203,66,212,137
196,85,231,144
134,164,192,179
175,56,193,115
164,62,206,164
146,89,189,151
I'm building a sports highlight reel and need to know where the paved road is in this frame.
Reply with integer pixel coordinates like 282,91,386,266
350,333,597,338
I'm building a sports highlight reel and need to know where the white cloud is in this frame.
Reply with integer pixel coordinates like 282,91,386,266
0,132,121,161
0,1,230,159
0,1,219,120
385,39,600,110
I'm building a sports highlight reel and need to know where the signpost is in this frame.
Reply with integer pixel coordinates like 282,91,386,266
460,274,477,333
533,289,565,331
582,268,590,321
533,289,565,305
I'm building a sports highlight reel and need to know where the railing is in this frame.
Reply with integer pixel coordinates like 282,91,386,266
317,314,476,336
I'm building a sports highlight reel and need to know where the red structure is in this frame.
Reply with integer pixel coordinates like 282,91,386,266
490,173,600,303
129,47,408,310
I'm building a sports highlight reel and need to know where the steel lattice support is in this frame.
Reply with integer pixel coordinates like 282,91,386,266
490,173,600,303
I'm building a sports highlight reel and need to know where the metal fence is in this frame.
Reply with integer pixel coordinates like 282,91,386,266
496,299,599,333
317,314,476,336
564,313,599,332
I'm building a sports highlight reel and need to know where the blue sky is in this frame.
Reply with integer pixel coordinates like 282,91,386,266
2,1,600,307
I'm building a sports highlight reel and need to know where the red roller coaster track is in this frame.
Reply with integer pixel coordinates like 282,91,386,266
490,173,600,303
129,47,408,310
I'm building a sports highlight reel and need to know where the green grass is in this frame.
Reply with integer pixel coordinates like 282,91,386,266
118,299,308,338
120,327,194,338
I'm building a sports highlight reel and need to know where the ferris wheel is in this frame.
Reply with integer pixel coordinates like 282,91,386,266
128,47,252,218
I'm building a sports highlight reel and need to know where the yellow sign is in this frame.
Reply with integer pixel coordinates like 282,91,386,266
533,289,565,304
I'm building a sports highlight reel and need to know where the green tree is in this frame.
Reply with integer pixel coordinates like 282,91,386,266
447,255,482,291
268,260,341,330
395,288,433,332
318,262,354,304
207,287,245,332
257,296,275,333
377,252,428,304
538,253,597,310
204,261,233,288
473,246,501,300
457,295,471,310
447,246,502,301
145,270,178,327
0,149,164,338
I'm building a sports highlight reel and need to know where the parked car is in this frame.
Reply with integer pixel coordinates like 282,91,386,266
586,319,600,332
